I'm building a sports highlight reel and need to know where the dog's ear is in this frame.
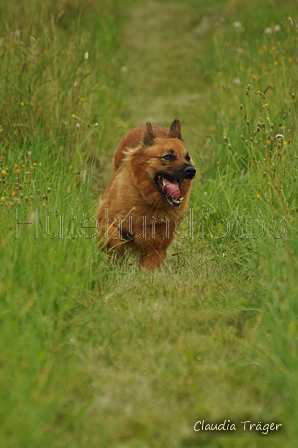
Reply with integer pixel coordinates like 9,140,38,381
168,119,183,141
142,122,156,147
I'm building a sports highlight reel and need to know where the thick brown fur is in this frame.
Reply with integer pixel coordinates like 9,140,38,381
98,119,196,270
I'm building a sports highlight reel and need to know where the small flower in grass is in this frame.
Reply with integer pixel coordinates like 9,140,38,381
275,133,283,140
14,163,18,169
2,169,6,176
76,123,80,129
233,21,242,31
39,162,42,167
72,113,76,119
33,162,36,168
94,122,99,127
273,24,281,33
256,193,260,199
21,101,24,107
81,97,84,103
1,196,4,201
22,164,25,169
84,52,89,60
288,17,293,27
30,36,36,43
264,27,272,35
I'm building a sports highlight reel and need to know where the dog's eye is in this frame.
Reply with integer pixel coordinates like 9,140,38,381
163,154,173,161
185,153,191,162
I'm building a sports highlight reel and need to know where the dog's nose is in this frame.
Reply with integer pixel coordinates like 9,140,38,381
184,165,196,179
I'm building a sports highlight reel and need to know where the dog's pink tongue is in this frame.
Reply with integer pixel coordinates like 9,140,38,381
162,181,180,201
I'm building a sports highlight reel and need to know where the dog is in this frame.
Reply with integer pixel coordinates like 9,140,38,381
97,119,196,269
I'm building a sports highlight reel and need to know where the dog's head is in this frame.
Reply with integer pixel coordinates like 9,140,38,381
128,119,196,208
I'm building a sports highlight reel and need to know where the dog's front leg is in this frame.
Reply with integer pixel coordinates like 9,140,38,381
140,249,167,270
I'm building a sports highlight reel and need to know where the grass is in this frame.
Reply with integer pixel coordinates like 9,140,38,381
1,0,298,446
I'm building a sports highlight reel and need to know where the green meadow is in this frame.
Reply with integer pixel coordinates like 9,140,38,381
1,0,298,446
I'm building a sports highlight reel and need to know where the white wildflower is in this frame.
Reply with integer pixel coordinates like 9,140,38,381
273,24,281,33
233,21,242,29
30,36,36,43
84,52,89,60
264,27,272,35
233,78,241,86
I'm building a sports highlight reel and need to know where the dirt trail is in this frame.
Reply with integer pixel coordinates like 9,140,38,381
122,1,209,147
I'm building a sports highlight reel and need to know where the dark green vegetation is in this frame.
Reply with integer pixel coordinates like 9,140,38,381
1,0,298,446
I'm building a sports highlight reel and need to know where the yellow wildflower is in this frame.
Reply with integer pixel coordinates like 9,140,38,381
256,194,260,199
1,196,4,201
72,113,76,119
33,162,36,168
15,163,18,169
1,169,6,175
21,102,24,107
81,97,84,103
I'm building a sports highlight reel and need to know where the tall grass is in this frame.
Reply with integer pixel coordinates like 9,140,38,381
0,1,127,447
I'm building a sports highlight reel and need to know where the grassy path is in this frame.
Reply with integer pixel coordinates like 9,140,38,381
122,1,209,142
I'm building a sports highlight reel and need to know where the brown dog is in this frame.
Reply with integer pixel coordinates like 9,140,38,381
97,119,196,269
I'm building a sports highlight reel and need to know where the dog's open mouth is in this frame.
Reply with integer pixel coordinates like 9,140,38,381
155,175,183,207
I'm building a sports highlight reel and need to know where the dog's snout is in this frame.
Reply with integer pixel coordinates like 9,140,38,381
184,165,196,179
